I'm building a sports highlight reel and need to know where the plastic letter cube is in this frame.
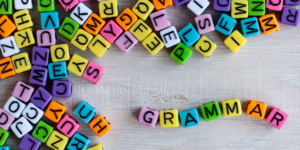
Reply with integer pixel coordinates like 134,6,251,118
170,43,193,65
32,47,49,66
173,0,190,6
0,57,16,79
67,54,88,76
224,30,247,53
0,36,19,58
83,13,105,35
0,146,10,150
58,0,78,11
59,17,80,40
37,29,56,47
132,0,154,21
0,128,9,146
89,115,112,137
29,66,48,86
116,8,138,31
30,87,52,109
266,0,282,11
99,0,118,19
12,52,32,73
52,80,72,98
0,109,15,130
67,133,90,150
100,20,123,43
38,0,55,12
240,17,260,38
11,117,33,138
129,19,152,41
195,35,217,58
0,15,16,38
50,44,70,62
159,109,179,128
153,0,172,10
187,0,210,16
178,23,200,47
160,26,180,48
48,61,68,80
281,7,300,26
44,101,67,123
12,81,34,102
115,31,138,53
70,3,92,25
70,29,93,51
195,14,215,35
14,28,35,48
150,10,171,31
4,96,26,118
22,103,44,124
138,107,159,128
88,34,111,57
74,101,96,123
0,0,12,14
15,0,32,10
200,101,222,121
83,61,105,84
214,0,231,11
87,144,103,150
57,115,80,138
19,134,41,150
216,13,236,36
221,99,242,117
32,120,54,143
142,33,164,55
13,9,33,30
266,107,288,130
259,14,280,34
46,130,69,150
285,0,300,4
248,0,265,16
179,108,200,128
40,12,60,29
231,0,248,18
246,100,267,119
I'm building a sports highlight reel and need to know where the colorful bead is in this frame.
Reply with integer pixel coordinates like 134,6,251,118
266,0,282,11
100,20,123,43
115,31,138,53
11,52,32,73
67,133,90,150
0,36,20,57
170,42,193,65
99,0,118,19
214,0,231,11
0,57,16,79
50,44,70,62
153,0,172,10
15,0,32,10
173,0,190,6
0,127,9,146
70,3,92,25
58,0,78,11
160,26,180,48
40,11,60,29
221,99,242,117
266,107,288,130
58,17,80,40
30,87,52,110
195,14,215,35
38,0,55,12
248,0,265,16
178,23,200,47
32,120,54,143
37,29,56,47
259,14,280,34
52,80,72,98
142,33,165,55
10,117,33,138
179,108,200,128
48,61,68,80
240,17,260,38
150,9,171,31
82,61,105,84
19,134,41,150
87,144,103,150
46,130,69,150
29,65,48,86
132,0,154,21
12,81,34,102
32,47,50,66
116,8,138,31
13,9,33,30
187,0,210,16
0,15,16,38
88,34,111,57
215,13,236,36
44,101,67,123
159,109,179,128
0,0,12,14
246,100,267,119
67,54,88,76
224,30,247,53
281,7,300,26
200,101,222,121
0,109,15,130
0,146,10,150
231,0,248,18
22,103,44,124
14,28,35,48
138,107,159,128
4,96,26,118
70,29,93,51
129,19,152,41
89,115,112,137
285,0,300,4
83,13,106,35
57,115,80,138
74,101,96,124
195,35,217,58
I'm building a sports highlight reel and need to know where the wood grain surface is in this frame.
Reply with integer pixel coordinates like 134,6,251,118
1,0,300,149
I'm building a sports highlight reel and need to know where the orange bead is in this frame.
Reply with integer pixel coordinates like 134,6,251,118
44,101,67,123
0,57,16,79
115,8,138,31
258,14,280,34
0,15,16,38
89,115,112,137
153,0,173,10
83,13,106,35
246,100,267,119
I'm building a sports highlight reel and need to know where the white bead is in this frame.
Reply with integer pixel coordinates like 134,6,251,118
0,36,20,57
70,3,92,25
187,0,210,16
160,26,181,48
14,0,33,10
10,116,33,138
21,103,44,124
4,96,26,118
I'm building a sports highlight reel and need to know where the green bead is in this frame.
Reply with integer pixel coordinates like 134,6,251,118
200,101,222,121
32,121,54,143
38,0,55,12
0,128,10,146
248,0,265,16
170,43,193,65
58,17,80,40
0,0,13,15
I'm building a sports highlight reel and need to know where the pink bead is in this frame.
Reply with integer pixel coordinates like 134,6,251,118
83,61,105,84
115,31,138,53
100,20,123,43
266,0,283,11
57,115,80,138
266,107,288,130
37,29,56,47
195,14,215,35
58,0,79,11
138,107,159,128
150,10,171,31
12,81,34,102
0,108,15,130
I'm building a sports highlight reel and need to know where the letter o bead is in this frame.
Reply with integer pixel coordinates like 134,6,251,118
138,107,159,128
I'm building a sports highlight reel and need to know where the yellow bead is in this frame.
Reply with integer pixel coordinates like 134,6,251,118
70,29,93,51
13,9,33,30
88,34,111,57
159,109,179,128
195,35,217,58
11,52,32,74
231,0,248,18
87,144,103,150
132,0,154,21
67,54,89,76
221,99,242,117
224,30,247,53
142,33,164,55
50,44,70,62
129,19,152,41
14,28,35,48
46,130,69,150
99,0,118,19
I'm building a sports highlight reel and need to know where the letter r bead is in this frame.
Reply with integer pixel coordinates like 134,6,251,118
266,107,288,129
159,109,179,128
89,115,112,137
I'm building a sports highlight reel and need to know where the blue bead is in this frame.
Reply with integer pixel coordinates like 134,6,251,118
240,17,260,38
67,133,90,150
0,146,10,150
48,61,68,80
215,13,236,36
178,23,200,47
179,108,200,128
40,11,60,29
74,101,96,124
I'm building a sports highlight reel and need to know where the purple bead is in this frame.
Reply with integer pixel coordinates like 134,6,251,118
30,87,52,109
19,134,42,150
285,0,300,4
52,80,72,98
214,0,231,12
173,0,191,6
29,66,48,86
31,46,49,66
281,7,300,26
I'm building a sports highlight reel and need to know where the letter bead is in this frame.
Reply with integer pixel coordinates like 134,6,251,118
57,115,80,138
44,101,67,123
153,0,173,10
46,130,69,150
195,35,217,58
12,52,32,73
87,144,103,150
0,146,10,150
178,23,200,47
200,101,222,121
70,3,92,25
159,109,179,128
142,33,165,55
74,101,96,123
58,0,78,11
58,17,80,40
179,108,200,128
195,14,215,35
99,0,118,19
266,0,282,11
67,54,88,76
32,120,54,143
115,31,138,53
50,44,70,62
22,103,44,124
15,0,32,10
83,13,106,35
52,80,72,98
12,81,34,102
170,42,193,65
70,29,93,51
0,128,9,146
129,19,152,41
240,17,260,38
281,7,300,26
4,96,26,118
215,13,236,36
285,0,300,4
160,26,180,48
214,0,231,11
231,0,248,18
100,20,123,43
48,61,68,80
248,0,265,16
19,134,42,150
187,0,210,16
150,9,171,31
221,99,242,117
224,30,247,53
38,0,55,12
14,28,35,48
132,0,154,21
67,133,90,150
11,117,33,138
30,66,48,86
246,100,267,119
0,15,16,38
40,12,60,29
0,0,12,14
266,107,288,130
0,36,19,58
13,9,33,30
89,115,112,137
37,29,56,47
0,57,16,79
173,0,190,6
116,8,138,31
259,14,280,34
83,61,105,84
30,87,52,110
88,34,111,57
32,47,49,66
138,107,159,128
0,109,14,130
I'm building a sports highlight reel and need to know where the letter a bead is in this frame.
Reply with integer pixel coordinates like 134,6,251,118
160,109,179,128
150,9,171,31
266,107,288,130
0,15,16,38
89,115,112,137
178,23,200,47
246,100,267,119
19,134,42,150
0,109,15,130
68,54,88,76
0,128,9,146
88,34,111,57
83,61,105,84
52,80,72,98
142,33,165,55
67,133,90,150
100,20,123,43
46,130,69,150
116,8,138,31
0,57,16,79
281,7,300,26
13,9,33,30
200,101,222,121
215,13,236,36
57,115,80,138
70,29,93,51
195,35,217,58
132,0,154,21
221,99,242,117
259,14,280,34
44,101,67,123
170,43,193,65
74,101,96,123
179,108,200,128
32,120,54,143
138,107,159,128
58,17,80,40
12,81,34,102
14,28,35,48
224,30,247,53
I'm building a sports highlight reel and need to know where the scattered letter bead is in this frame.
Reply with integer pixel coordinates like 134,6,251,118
100,20,123,43
57,115,80,138
13,9,33,30
0,128,9,146
30,87,52,110
0,109,15,130
132,0,154,21
221,99,242,117
88,34,111,57
129,19,152,41
281,7,300,26
0,15,16,38
0,146,10,150
52,80,72,98
142,33,164,55
0,0,12,14
58,0,78,11
22,103,44,124
37,29,56,47
83,13,106,35
83,61,105,84
195,14,215,35
231,0,248,18
12,81,34,102
115,31,138,53
266,0,282,11
170,42,193,65
87,144,103,150
74,101,96,123
246,100,267,119
70,3,92,25
99,0,118,19
178,23,200,47
215,13,236,36
19,134,41,150
15,0,32,10
46,130,69,150
32,120,54,143
67,133,90,150
224,30,247,53
40,12,60,29
248,0,265,16
44,101,67,123
159,109,179,128
179,108,200,128
285,0,300,4
89,115,112,137
50,44,70,62
12,52,32,73
266,107,288,130
240,17,260,38
0,36,19,58
116,8,138,31
195,35,217,58
14,28,35,48
259,14,280,35
67,54,88,76
38,0,55,12
59,17,80,40
4,96,26,118
138,107,159,128
0,57,16,79
173,0,190,6
187,0,210,16
11,117,33,138
153,0,172,10
70,29,93,51
214,0,231,11
30,66,48,86
160,26,180,48
32,47,49,66
200,101,222,121
48,61,68,80
150,9,171,31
